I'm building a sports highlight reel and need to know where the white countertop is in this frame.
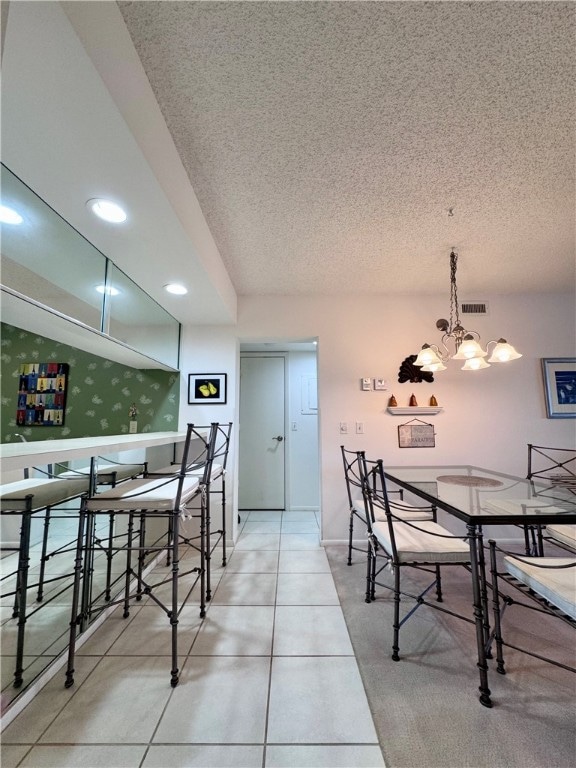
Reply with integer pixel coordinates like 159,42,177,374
0,432,188,473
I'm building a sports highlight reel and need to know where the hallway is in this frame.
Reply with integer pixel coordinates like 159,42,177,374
1,510,385,768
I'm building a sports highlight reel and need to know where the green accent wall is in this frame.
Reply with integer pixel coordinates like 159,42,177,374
1,323,180,442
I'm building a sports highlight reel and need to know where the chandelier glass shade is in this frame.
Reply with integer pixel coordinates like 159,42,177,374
414,250,522,372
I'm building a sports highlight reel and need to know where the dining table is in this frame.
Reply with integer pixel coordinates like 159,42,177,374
383,464,576,708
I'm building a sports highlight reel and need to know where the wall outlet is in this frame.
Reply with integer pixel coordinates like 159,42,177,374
356,421,364,434
339,422,348,434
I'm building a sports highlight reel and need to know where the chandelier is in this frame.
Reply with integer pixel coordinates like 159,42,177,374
414,250,522,372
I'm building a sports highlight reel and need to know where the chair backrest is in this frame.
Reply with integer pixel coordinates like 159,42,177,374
171,423,218,508
357,456,386,514
213,422,233,470
191,423,219,486
182,424,216,470
527,444,576,490
358,455,401,558
340,446,365,511
186,423,232,471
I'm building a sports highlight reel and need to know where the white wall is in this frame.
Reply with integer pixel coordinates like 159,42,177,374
178,326,239,544
179,291,575,544
287,351,320,510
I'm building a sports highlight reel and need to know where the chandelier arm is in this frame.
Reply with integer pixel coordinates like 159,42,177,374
437,337,452,363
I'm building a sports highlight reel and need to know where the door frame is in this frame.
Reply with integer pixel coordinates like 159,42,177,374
238,341,321,519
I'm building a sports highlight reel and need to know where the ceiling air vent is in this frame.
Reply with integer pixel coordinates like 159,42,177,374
461,301,488,315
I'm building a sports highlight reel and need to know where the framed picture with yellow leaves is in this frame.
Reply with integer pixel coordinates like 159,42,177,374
188,373,227,405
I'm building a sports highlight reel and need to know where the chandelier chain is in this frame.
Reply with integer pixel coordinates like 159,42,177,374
449,250,460,330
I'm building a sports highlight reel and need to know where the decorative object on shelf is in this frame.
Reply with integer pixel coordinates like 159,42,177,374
128,402,138,433
429,395,438,406
541,358,576,419
373,378,388,391
388,394,398,407
409,393,418,406
188,373,228,405
398,418,436,448
398,354,434,384
361,377,372,391
414,249,522,372
16,362,68,427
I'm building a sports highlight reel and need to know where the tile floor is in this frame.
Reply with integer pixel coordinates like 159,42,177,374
1,510,386,768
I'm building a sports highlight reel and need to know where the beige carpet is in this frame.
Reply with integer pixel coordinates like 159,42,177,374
326,544,576,768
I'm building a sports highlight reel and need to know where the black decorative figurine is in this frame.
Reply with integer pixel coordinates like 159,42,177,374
398,355,434,384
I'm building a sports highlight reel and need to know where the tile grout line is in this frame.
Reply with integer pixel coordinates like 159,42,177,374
261,509,282,768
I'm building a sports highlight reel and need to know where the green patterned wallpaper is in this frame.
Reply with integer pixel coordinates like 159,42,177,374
1,323,180,443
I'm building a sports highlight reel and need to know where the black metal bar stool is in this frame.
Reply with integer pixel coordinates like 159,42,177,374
65,423,218,689
145,422,232,601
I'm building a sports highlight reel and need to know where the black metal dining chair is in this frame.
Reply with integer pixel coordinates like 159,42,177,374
488,538,576,678
341,445,433,568
359,455,471,661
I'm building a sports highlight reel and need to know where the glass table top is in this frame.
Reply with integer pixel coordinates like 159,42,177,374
384,465,576,524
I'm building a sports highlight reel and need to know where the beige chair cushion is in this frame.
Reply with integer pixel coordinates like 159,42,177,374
0,477,90,511
386,502,433,523
354,499,432,523
86,476,201,511
546,524,576,552
151,463,223,481
188,462,223,480
373,519,470,564
352,498,367,520
504,555,576,620
60,463,144,484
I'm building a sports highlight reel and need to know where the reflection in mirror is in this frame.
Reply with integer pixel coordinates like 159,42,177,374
0,163,107,330
106,263,180,367
0,163,180,369
0,443,175,711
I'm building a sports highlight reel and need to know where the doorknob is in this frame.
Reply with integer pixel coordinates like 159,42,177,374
273,435,284,442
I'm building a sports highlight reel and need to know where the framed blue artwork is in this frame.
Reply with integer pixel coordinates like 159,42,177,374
541,358,576,418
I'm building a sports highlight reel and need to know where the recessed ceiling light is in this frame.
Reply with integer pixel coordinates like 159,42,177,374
95,284,120,296
164,283,188,295
0,204,23,225
87,198,127,223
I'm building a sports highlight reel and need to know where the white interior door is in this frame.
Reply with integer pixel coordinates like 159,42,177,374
239,355,285,509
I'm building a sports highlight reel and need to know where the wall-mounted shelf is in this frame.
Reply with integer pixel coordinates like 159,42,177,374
387,406,443,416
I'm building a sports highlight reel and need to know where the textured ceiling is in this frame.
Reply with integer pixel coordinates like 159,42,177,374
121,3,573,296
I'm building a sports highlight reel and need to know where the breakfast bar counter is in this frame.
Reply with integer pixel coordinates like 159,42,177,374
0,431,188,473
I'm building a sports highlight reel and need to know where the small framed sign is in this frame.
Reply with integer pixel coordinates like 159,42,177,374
398,420,435,448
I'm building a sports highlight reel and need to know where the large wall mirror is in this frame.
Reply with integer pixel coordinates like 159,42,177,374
0,163,180,370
